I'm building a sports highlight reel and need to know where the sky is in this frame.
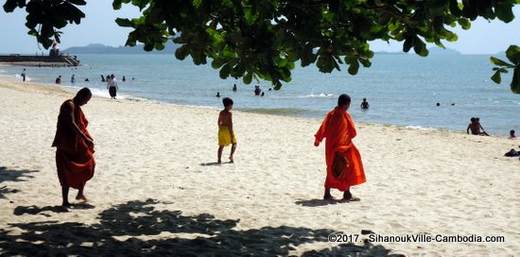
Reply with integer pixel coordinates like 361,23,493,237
0,2,519,54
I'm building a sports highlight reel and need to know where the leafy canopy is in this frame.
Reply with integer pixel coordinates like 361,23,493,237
3,0,520,92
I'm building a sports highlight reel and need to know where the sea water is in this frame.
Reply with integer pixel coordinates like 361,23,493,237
2,53,519,135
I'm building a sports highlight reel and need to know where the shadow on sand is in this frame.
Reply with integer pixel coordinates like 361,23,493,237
13,203,95,216
199,161,234,166
295,198,362,207
0,166,38,199
0,199,403,256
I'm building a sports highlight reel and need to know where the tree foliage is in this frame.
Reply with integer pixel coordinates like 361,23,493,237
3,0,520,92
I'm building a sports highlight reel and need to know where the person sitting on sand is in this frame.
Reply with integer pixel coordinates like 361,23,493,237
52,88,96,207
467,117,489,136
55,75,62,84
360,98,369,110
217,97,237,164
315,94,366,202
510,130,516,139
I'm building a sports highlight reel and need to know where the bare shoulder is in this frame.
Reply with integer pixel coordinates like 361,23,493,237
62,100,75,112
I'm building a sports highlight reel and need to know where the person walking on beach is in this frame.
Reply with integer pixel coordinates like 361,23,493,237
217,97,237,164
360,98,369,110
467,117,489,136
314,94,366,202
52,88,96,207
21,68,26,82
107,74,118,99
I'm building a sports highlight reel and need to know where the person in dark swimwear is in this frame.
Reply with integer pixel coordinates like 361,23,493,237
360,98,369,110
467,117,489,136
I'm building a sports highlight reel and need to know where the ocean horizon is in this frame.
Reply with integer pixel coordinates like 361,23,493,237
1,53,518,136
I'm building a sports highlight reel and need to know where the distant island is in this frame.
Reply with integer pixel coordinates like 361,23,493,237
375,47,461,55
65,42,461,56
64,42,177,54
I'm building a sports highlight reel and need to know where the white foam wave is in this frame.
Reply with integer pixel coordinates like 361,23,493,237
405,125,437,131
298,93,335,98
14,74,32,82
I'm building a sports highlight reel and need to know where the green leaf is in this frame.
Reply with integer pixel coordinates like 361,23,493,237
174,45,190,60
219,63,232,79
490,56,515,67
457,18,471,30
505,45,520,65
243,72,253,84
347,60,359,75
115,18,133,27
495,2,515,23
511,67,520,94
491,70,502,84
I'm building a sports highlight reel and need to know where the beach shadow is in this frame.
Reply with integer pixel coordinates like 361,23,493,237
0,199,401,256
0,166,38,199
14,203,95,216
14,205,70,215
295,199,343,207
302,242,405,257
199,161,233,166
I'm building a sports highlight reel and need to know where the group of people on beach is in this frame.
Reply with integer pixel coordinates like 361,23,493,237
53,87,367,206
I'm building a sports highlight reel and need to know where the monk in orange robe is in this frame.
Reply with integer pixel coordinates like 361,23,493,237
314,94,366,202
52,88,95,207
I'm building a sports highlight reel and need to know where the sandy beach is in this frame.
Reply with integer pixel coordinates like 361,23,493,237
0,77,519,256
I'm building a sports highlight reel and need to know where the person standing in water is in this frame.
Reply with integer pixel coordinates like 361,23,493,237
107,74,118,99
254,85,261,96
232,84,237,92
360,98,369,110
217,97,237,163
71,74,75,84
52,88,96,207
315,94,366,202
509,130,516,139
55,75,62,84
21,68,26,82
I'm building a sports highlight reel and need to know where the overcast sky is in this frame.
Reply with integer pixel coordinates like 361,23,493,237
0,2,518,54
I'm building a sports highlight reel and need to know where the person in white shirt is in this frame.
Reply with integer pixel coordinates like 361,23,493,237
107,74,118,99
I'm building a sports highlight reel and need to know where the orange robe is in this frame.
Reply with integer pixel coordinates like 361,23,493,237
52,100,95,189
315,107,366,191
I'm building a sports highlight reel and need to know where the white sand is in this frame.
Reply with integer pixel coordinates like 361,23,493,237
0,78,519,256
